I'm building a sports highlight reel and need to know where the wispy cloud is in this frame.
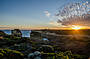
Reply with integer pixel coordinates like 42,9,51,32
0,25,10,28
44,11,62,27
0,25,11,30
49,21,62,27
44,11,51,17
56,1,90,26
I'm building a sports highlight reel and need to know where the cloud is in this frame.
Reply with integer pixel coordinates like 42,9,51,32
56,1,90,26
49,21,62,27
44,11,51,17
58,14,90,26
0,25,10,28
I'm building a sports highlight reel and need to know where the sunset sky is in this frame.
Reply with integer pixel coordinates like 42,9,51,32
0,0,89,30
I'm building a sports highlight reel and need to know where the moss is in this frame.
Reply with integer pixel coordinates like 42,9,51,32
0,48,24,57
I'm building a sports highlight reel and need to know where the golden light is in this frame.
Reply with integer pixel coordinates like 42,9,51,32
71,25,82,30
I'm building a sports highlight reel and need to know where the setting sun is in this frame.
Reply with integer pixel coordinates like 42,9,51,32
71,25,82,30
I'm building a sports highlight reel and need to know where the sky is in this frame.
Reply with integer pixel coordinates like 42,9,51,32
0,0,88,30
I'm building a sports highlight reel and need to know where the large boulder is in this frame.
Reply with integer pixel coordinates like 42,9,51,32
11,29,22,37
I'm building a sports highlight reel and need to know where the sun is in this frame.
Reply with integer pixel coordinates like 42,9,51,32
71,25,82,30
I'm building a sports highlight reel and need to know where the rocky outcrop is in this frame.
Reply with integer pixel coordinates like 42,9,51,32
11,29,22,37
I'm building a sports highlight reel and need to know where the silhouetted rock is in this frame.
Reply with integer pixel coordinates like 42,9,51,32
11,29,22,37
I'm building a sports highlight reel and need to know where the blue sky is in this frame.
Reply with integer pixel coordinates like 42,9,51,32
0,0,85,29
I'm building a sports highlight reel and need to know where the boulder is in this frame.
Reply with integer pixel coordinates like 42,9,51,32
11,29,22,37
28,51,41,59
